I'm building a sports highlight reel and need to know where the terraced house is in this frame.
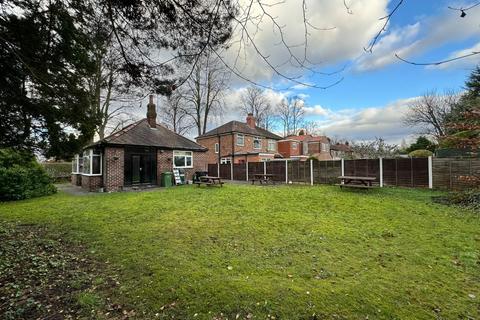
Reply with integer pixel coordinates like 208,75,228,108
196,113,282,164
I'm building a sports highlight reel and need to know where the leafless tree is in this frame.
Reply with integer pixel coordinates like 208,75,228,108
240,86,272,128
276,96,306,137
182,50,230,136
404,90,460,140
160,92,194,135
349,138,399,159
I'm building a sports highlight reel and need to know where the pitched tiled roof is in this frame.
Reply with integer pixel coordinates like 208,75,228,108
330,143,352,152
284,134,330,143
197,121,282,140
89,119,206,151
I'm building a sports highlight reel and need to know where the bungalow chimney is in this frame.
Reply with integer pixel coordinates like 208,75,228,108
146,95,157,128
246,113,256,128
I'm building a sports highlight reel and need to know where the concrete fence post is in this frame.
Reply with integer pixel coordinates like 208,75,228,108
231,161,233,181
310,159,314,186
246,161,249,181
217,163,220,177
379,157,383,188
428,156,433,189
285,159,288,183
341,158,345,184
263,161,267,175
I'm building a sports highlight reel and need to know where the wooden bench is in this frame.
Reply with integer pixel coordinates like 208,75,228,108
195,176,224,187
337,176,376,189
251,173,276,185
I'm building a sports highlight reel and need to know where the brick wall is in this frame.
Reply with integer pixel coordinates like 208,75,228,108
81,175,103,191
157,150,208,183
104,147,124,192
71,174,82,186
197,133,278,164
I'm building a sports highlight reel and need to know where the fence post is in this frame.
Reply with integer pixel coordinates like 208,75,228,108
246,161,249,181
341,158,345,184
285,159,288,183
310,159,314,186
217,162,220,177
231,161,233,181
379,157,383,188
263,161,267,175
428,156,433,189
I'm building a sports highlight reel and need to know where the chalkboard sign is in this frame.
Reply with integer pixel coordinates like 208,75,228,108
173,169,182,185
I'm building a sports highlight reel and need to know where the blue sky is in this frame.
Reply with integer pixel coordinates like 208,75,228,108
219,0,480,143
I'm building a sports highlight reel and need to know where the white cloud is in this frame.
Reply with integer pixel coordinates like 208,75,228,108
223,0,388,85
304,104,330,117
428,41,480,70
314,97,421,144
355,6,480,71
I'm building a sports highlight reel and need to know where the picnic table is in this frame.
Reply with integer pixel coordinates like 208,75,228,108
194,175,224,187
251,173,276,185
336,176,376,189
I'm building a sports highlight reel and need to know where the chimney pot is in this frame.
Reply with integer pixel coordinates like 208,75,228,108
147,94,157,128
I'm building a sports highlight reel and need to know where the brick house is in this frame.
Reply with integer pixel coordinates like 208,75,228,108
71,96,208,192
195,113,282,164
277,134,351,160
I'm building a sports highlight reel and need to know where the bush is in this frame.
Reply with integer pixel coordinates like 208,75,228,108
409,149,433,158
0,149,56,201
433,188,480,212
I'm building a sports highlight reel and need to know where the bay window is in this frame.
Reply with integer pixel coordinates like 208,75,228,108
82,149,102,175
174,150,193,168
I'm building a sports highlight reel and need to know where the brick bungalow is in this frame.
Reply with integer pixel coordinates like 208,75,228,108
71,96,207,192
195,113,283,164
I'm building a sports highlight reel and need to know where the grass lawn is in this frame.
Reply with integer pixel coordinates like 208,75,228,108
0,184,479,319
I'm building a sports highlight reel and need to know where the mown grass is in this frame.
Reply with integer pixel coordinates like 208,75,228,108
0,184,479,319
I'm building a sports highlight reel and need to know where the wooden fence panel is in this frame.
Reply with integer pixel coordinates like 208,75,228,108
219,164,231,180
412,158,429,187
233,163,246,180
396,158,413,187
266,161,286,182
207,164,217,176
247,162,264,180
313,160,341,184
433,158,480,189
288,161,310,183
383,159,398,186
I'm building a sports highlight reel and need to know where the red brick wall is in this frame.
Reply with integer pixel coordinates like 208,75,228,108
81,175,103,192
71,174,82,186
197,133,277,164
278,140,302,158
157,150,208,183
104,147,124,192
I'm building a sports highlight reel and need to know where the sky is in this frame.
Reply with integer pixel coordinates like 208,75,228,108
132,1,480,145
207,0,480,144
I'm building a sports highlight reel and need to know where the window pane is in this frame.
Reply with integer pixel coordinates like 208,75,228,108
92,155,101,174
186,157,192,166
83,156,91,174
174,156,185,167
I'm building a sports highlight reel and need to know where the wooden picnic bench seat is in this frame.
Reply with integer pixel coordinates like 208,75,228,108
195,176,224,187
337,176,377,190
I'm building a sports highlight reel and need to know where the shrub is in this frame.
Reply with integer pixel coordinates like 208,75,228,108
409,149,433,158
0,149,56,201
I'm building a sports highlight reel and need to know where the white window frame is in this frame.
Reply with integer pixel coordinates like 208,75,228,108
236,134,245,146
321,143,329,152
72,154,80,173
220,157,231,164
214,143,219,153
292,142,298,150
268,140,276,151
81,149,102,176
173,150,193,169
253,136,262,149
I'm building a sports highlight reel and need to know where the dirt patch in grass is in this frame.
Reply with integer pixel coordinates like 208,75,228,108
0,223,131,320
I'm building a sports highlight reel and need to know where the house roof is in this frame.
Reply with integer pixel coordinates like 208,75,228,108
197,121,282,140
330,143,352,152
88,119,207,151
283,134,330,143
